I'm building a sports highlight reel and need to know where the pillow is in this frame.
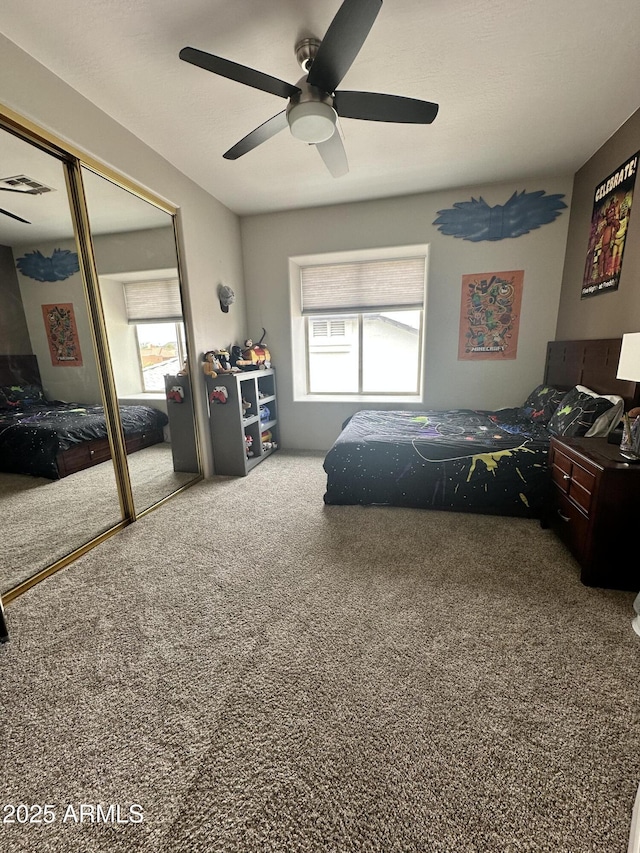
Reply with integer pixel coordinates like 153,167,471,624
575,385,624,437
0,384,46,407
547,387,615,437
520,384,567,425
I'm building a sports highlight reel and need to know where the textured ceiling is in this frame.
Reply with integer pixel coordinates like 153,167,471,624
1,0,640,216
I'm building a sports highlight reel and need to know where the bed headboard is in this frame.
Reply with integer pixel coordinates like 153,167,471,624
0,354,42,388
545,338,640,409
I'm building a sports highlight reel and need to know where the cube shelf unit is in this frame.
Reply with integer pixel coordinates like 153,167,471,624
205,368,278,476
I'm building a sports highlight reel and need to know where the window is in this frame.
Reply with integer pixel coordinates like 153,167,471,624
123,279,185,391
290,246,427,401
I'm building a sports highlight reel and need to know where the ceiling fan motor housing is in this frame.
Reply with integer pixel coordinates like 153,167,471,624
286,79,337,143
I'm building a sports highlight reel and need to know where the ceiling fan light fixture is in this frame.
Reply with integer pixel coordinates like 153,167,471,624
288,101,337,143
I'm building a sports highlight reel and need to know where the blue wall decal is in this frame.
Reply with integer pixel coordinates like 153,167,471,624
16,249,80,282
433,190,567,242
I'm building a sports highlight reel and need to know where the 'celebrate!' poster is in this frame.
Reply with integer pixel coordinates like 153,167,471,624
581,151,638,298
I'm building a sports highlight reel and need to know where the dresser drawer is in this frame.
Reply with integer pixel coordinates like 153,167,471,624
550,446,595,515
549,486,590,563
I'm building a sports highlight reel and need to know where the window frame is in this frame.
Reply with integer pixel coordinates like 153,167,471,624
134,320,187,393
290,244,428,403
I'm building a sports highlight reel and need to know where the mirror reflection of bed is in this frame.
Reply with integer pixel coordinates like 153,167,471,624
0,119,200,602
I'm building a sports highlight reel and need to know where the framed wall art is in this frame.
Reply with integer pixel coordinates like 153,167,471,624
41,303,83,367
458,270,524,361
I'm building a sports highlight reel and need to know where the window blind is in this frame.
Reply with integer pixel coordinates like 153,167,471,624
300,256,425,314
123,279,182,324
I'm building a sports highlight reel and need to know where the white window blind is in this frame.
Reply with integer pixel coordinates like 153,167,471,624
123,279,182,324
301,257,425,314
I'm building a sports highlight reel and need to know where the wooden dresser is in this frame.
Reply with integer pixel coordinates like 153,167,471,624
545,436,640,591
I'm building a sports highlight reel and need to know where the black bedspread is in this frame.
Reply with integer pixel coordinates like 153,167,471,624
0,401,168,479
323,408,552,517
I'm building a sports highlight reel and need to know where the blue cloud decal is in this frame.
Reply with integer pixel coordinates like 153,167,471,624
433,190,567,242
16,249,80,282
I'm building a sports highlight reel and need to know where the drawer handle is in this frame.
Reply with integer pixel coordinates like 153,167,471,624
90,449,95,457
562,473,570,481
556,509,570,523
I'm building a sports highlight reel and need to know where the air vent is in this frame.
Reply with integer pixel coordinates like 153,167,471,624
0,174,54,194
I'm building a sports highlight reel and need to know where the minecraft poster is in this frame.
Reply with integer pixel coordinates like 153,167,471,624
42,303,83,367
458,270,524,361
581,151,638,298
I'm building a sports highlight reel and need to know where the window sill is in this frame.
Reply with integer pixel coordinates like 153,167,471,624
118,392,166,401
295,393,423,404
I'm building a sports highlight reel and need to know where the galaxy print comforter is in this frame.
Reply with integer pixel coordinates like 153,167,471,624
322,408,552,517
0,401,168,479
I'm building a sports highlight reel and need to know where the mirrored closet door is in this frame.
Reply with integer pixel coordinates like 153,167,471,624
0,111,201,607
0,124,123,594
81,166,200,516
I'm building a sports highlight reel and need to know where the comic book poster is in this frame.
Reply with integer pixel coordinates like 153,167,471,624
42,303,83,367
458,270,523,360
581,151,638,298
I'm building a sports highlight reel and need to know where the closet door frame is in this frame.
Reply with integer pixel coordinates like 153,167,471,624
0,104,202,611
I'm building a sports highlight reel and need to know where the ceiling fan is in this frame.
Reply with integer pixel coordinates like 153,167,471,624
0,178,52,224
179,0,438,178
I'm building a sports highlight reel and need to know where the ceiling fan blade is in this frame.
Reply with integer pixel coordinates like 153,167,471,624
179,47,300,100
0,208,30,224
334,90,439,123
307,0,382,94
316,131,349,178
223,110,289,160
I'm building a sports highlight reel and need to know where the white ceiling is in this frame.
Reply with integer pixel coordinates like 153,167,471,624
1,0,640,217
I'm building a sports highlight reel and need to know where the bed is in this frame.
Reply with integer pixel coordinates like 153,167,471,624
323,338,640,518
0,354,168,479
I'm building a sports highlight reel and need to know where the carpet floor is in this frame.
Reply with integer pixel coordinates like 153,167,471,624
1,450,639,852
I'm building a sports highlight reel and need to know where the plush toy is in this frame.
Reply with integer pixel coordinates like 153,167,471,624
242,328,271,368
214,348,238,373
244,433,254,457
202,350,221,377
230,345,257,371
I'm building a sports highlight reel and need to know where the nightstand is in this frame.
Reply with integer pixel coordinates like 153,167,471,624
544,436,640,591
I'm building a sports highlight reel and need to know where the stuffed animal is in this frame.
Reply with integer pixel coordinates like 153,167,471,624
202,350,221,377
214,348,237,373
230,345,257,371
242,328,271,368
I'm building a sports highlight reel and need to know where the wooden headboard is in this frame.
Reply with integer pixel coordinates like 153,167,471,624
545,338,640,409
0,354,42,387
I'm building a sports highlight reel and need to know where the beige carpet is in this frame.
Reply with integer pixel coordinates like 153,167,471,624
1,443,197,593
1,450,639,852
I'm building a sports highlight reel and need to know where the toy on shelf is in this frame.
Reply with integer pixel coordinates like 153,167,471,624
242,328,271,369
244,433,254,457
242,398,252,417
213,348,238,373
202,350,220,377
230,345,257,371
177,357,189,375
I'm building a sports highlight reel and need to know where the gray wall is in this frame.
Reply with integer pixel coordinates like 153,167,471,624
0,243,32,355
0,33,246,476
556,107,640,339
241,176,573,451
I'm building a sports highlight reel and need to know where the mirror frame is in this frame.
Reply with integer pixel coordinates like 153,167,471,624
0,103,202,610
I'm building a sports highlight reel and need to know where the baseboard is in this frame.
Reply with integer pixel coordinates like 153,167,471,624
629,782,640,853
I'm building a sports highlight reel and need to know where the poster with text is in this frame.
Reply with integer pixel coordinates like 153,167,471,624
581,151,638,298
42,303,83,367
458,270,523,360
